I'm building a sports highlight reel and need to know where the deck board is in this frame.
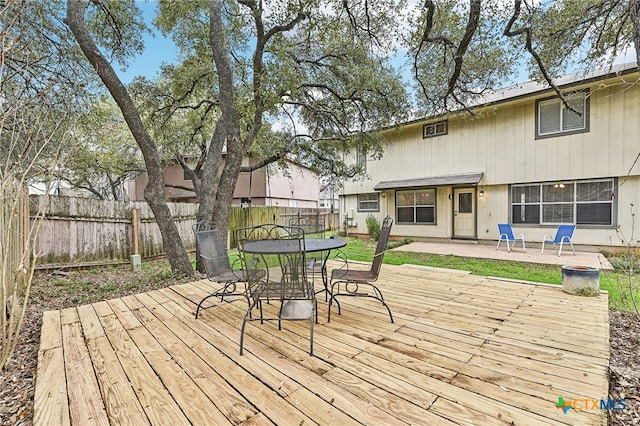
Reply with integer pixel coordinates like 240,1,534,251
34,264,609,425
34,311,70,426
61,308,110,426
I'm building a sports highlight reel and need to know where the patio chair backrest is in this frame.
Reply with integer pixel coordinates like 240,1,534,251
497,223,516,240
289,216,325,237
553,224,575,243
236,223,308,298
276,231,310,299
370,216,393,276
236,223,315,355
193,221,231,278
236,223,305,244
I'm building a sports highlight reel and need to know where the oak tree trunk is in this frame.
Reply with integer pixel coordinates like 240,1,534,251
66,0,193,276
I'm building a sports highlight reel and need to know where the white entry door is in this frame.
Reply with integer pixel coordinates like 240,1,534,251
453,188,476,238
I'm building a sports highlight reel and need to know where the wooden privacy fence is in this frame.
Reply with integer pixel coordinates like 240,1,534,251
31,196,337,270
1,180,40,368
227,206,337,248
1,182,29,316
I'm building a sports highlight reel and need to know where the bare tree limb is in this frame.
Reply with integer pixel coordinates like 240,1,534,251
503,0,578,113
414,0,455,101
239,150,288,173
165,183,196,192
413,1,481,111
445,0,480,99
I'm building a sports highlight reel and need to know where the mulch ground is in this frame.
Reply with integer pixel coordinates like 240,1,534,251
1,261,638,425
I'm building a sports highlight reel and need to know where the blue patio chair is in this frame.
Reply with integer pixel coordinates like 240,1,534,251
496,223,526,252
541,224,576,256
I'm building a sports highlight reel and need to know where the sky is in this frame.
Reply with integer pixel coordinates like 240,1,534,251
116,1,178,84
116,1,637,86
117,1,416,84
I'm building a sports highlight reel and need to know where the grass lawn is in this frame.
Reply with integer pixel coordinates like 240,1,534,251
37,236,636,312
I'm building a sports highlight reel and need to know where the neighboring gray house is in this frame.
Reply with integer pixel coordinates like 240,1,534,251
340,62,640,251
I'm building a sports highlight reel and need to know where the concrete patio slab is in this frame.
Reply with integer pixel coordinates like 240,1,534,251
393,241,613,270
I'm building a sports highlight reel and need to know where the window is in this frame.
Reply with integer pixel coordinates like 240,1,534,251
357,193,379,212
183,168,203,181
511,185,541,224
536,91,589,138
458,192,472,214
541,182,574,223
511,179,614,226
576,180,614,225
396,188,436,224
356,147,367,172
423,121,448,138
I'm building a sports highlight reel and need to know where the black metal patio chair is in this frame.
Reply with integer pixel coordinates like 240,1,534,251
328,215,394,323
236,224,316,356
192,220,247,319
288,216,327,293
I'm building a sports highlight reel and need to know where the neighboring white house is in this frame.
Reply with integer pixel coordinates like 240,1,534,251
28,180,95,198
340,62,640,251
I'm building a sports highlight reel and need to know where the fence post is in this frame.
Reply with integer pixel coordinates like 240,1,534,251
130,208,141,271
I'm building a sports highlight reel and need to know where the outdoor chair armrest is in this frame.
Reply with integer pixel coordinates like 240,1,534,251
329,250,350,277
229,256,246,280
306,257,317,276
242,255,263,277
199,253,244,281
329,248,392,280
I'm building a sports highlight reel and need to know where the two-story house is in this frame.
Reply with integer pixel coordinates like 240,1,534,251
128,156,321,207
340,62,640,250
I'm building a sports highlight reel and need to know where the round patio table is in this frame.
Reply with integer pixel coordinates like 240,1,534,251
240,238,346,255
240,238,347,297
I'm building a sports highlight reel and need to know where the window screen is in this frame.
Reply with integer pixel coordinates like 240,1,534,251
396,189,436,224
358,193,379,211
511,179,613,226
537,91,588,138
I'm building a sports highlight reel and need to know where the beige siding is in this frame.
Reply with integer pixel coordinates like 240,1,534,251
346,80,639,194
341,71,640,248
264,163,320,208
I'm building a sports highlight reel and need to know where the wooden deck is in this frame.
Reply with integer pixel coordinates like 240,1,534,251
34,263,610,425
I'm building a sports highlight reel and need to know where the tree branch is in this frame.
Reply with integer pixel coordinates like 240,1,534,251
413,0,478,110
239,149,289,173
165,183,196,192
445,0,480,99
503,0,578,113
